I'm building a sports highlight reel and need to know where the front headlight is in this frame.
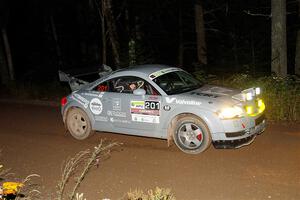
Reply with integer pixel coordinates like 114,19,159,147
255,87,261,95
242,87,261,101
218,106,244,119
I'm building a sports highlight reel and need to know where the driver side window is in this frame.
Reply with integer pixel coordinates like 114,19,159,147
94,76,160,95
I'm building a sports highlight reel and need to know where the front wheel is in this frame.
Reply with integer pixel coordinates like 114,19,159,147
66,108,94,140
172,115,211,154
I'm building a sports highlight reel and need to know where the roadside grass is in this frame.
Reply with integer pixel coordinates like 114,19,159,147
126,187,175,200
1,141,175,200
56,140,120,200
0,152,41,200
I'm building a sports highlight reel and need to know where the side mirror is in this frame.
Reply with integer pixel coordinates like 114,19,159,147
133,88,146,96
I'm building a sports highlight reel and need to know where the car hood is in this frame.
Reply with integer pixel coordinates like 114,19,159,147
197,85,241,97
177,85,243,110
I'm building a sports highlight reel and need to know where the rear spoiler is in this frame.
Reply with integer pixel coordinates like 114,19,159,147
58,64,112,91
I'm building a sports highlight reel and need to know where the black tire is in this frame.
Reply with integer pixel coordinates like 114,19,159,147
171,114,211,154
66,108,94,140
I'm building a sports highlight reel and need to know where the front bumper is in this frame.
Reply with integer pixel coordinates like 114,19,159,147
212,114,266,149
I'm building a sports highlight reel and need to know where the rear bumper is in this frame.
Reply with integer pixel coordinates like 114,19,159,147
212,114,266,149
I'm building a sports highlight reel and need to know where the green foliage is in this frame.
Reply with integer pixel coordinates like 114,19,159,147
224,74,300,121
126,187,175,200
193,70,218,84
193,70,207,83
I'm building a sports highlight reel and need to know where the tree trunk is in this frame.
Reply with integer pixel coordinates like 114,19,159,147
101,0,107,65
1,27,14,81
271,0,287,77
251,31,256,75
50,15,63,68
194,0,207,67
0,35,9,85
103,0,120,68
232,34,239,71
178,0,184,67
295,0,300,75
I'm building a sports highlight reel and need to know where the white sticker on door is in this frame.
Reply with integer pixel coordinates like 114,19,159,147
89,98,103,115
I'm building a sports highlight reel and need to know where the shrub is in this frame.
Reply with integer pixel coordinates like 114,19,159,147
126,187,175,200
0,151,41,200
224,74,300,121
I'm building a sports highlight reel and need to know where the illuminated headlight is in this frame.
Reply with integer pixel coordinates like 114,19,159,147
246,92,253,101
245,99,265,116
257,99,265,113
242,87,262,101
255,87,261,95
242,92,253,101
245,106,253,115
218,106,244,119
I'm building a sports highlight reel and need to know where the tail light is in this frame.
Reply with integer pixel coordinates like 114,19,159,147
61,96,67,106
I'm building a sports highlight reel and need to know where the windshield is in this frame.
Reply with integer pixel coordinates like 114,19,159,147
153,70,203,95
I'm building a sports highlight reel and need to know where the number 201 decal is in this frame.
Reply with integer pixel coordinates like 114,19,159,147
145,101,160,110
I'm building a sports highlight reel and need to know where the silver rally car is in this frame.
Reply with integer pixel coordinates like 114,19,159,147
60,64,266,154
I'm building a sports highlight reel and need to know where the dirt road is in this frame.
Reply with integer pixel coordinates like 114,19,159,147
0,102,299,200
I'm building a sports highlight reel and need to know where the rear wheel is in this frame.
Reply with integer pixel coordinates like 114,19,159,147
66,108,93,140
171,115,211,154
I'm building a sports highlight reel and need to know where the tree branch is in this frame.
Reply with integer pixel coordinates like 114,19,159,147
243,10,271,18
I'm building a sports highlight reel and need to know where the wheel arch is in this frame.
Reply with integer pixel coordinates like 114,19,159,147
62,103,95,129
165,108,224,144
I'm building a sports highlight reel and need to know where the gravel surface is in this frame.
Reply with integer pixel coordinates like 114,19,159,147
0,102,299,200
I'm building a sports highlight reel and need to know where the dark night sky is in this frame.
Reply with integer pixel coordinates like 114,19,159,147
0,0,298,81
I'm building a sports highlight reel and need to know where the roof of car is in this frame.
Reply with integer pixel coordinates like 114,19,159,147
113,64,174,76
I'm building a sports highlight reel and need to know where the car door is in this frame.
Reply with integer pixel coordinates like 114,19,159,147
98,76,163,137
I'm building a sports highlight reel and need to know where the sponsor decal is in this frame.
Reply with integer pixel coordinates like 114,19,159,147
71,93,89,108
107,110,126,118
130,108,159,115
132,114,159,123
110,117,131,124
148,96,159,100
131,101,145,109
149,67,181,80
98,92,105,98
81,91,106,98
113,98,121,111
82,91,100,97
89,98,103,115
163,105,171,111
165,97,201,106
145,101,160,110
131,101,160,116
149,74,156,79
130,100,160,123
95,116,108,122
